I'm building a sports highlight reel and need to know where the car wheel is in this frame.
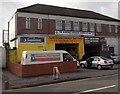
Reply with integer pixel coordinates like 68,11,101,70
97,65,102,70
81,64,85,68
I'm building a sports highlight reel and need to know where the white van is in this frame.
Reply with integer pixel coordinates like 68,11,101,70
21,50,79,67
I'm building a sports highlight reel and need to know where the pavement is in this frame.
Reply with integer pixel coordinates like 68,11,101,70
2,65,118,90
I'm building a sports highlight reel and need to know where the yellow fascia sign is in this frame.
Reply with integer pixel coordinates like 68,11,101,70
16,36,84,62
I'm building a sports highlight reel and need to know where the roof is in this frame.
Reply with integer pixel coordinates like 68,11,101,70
17,4,119,22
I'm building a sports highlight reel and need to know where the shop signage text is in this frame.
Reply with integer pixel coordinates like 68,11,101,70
47,36,83,43
85,37,106,44
31,53,60,62
55,31,95,36
19,37,45,44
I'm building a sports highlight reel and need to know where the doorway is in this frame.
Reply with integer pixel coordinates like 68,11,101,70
55,43,79,59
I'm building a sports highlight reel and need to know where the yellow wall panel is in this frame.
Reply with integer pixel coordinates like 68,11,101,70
15,36,84,62
17,44,44,62
9,50,17,63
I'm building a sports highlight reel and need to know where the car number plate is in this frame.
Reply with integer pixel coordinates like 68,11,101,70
109,61,112,63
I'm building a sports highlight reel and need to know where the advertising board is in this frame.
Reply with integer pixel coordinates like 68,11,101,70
20,37,45,44
31,53,61,62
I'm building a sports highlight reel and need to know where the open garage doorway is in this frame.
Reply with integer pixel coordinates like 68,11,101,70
55,43,79,59
84,44,101,57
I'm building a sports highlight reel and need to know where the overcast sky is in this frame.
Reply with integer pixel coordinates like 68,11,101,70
0,0,119,46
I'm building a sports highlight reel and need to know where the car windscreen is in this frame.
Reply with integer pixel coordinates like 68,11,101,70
111,54,116,56
100,57,110,60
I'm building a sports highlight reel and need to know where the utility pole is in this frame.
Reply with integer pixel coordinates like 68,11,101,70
8,22,9,44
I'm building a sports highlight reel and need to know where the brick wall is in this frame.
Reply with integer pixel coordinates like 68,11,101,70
8,61,77,77
17,16,119,37
8,62,22,77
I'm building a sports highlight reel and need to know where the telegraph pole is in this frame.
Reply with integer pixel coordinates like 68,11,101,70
8,22,9,44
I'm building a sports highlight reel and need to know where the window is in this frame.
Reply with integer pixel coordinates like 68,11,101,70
63,53,73,61
109,47,114,53
65,21,71,30
115,25,118,33
87,58,94,62
26,18,30,29
109,25,112,33
73,22,79,31
96,24,101,32
90,23,95,31
82,23,88,31
94,57,100,61
38,19,42,30
56,20,62,30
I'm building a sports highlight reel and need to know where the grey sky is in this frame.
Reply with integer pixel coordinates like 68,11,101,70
0,0,119,46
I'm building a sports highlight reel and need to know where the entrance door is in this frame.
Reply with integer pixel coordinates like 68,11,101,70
55,43,78,59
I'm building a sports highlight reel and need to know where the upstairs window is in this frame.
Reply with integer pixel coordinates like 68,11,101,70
26,18,30,29
65,21,71,30
56,20,62,30
73,22,79,31
96,24,101,32
90,23,95,31
38,19,42,30
109,25,112,33
82,23,88,31
115,25,118,33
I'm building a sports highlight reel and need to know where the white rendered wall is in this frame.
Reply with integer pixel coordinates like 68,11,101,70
105,37,119,55
0,47,6,68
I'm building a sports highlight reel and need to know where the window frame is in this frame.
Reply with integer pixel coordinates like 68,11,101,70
82,22,88,31
109,25,112,33
26,17,30,29
89,23,95,31
38,18,42,30
65,21,71,31
115,25,118,33
96,24,101,32
63,53,73,61
73,22,79,31
56,20,62,30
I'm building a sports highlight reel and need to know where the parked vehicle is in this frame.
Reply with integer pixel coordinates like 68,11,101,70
21,50,80,67
110,53,120,64
80,56,114,70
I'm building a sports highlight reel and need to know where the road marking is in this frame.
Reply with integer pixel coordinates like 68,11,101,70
82,85,116,92
56,73,118,85
3,73,118,92
74,85,116,94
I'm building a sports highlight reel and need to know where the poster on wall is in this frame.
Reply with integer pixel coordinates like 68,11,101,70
31,53,61,62
20,37,45,44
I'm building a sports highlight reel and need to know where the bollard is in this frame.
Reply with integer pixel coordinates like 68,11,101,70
53,66,60,80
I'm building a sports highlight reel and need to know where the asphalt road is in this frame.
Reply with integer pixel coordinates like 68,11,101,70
3,64,119,94
4,74,118,93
